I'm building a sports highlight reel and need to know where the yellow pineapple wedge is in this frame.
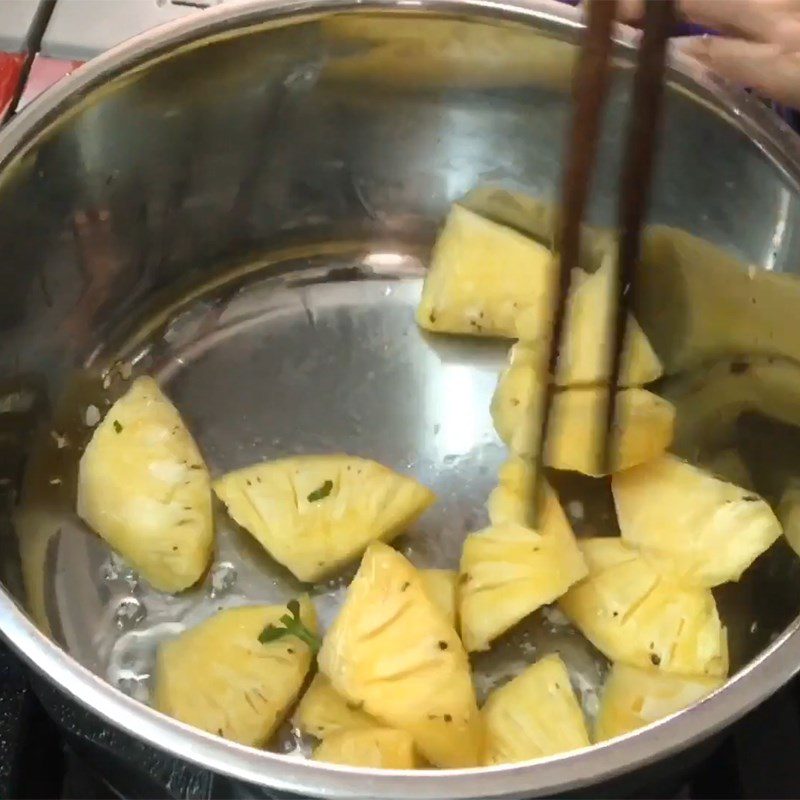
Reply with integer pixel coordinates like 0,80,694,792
613,454,781,587
459,459,587,652
296,674,378,739
491,353,675,474
313,727,418,769
77,376,212,592
214,456,435,582
514,253,662,386
595,662,723,741
317,542,482,768
153,599,317,746
416,204,555,338
420,569,458,628
483,654,590,765
559,539,728,677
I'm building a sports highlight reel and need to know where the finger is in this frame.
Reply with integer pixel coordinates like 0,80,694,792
679,1,800,49
682,35,800,108
617,0,800,49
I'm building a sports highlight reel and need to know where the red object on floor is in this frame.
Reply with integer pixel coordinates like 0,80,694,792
0,52,25,119
17,54,83,110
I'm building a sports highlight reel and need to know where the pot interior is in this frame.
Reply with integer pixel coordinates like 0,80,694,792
1,0,800,788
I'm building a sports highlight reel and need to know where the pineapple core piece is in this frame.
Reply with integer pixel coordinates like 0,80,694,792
420,569,459,628
214,456,435,582
417,204,555,338
559,539,728,678
459,459,587,652
313,727,418,769
154,599,317,746
77,376,212,592
483,654,590,765
491,346,675,475
515,253,662,386
613,454,781,588
296,673,378,739
318,542,482,768
595,662,723,742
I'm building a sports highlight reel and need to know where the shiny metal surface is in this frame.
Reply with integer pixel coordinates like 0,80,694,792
1,0,800,797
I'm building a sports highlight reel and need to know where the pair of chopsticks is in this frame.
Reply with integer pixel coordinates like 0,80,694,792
533,0,677,520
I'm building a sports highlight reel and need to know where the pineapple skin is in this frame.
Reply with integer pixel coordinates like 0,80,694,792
613,454,782,588
491,354,675,475
214,455,435,582
416,204,555,339
595,662,723,741
420,569,459,628
482,654,590,765
313,727,418,769
460,474,587,652
296,673,378,739
154,599,317,747
514,254,662,386
559,539,729,678
77,376,213,592
318,542,483,768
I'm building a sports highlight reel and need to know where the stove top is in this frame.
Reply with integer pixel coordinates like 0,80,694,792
1,637,799,800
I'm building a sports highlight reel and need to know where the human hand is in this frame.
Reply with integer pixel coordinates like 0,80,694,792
616,1,800,108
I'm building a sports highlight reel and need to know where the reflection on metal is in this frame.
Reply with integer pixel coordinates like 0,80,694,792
0,1,799,799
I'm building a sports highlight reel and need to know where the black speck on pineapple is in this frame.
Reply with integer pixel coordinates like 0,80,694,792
444,714,452,722
429,311,437,323
743,495,759,502
510,398,520,407
650,653,661,666
730,360,750,375
459,573,471,585
400,581,410,592
438,640,448,651
113,420,123,433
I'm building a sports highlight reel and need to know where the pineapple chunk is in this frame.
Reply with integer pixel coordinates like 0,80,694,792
318,542,482,767
153,599,317,746
595,663,723,742
613,454,781,588
459,461,587,652
779,482,800,559
214,456,434,582
559,539,728,677
77,376,212,592
416,204,555,338
313,727,418,769
296,674,378,739
515,254,662,386
491,352,675,474
483,654,590,765
420,569,458,628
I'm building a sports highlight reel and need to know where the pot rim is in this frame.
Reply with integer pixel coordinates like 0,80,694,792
2,0,800,797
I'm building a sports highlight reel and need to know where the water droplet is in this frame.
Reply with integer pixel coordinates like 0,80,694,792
209,561,237,598
85,404,101,427
113,597,146,630
100,553,139,590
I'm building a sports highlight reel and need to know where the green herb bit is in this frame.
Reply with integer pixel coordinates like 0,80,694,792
258,599,320,653
307,480,333,503
113,420,123,434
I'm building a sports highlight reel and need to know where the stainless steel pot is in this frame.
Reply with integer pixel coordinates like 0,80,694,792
2,1,800,798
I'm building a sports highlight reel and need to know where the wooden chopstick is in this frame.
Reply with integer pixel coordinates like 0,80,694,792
603,0,677,473
532,0,617,524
